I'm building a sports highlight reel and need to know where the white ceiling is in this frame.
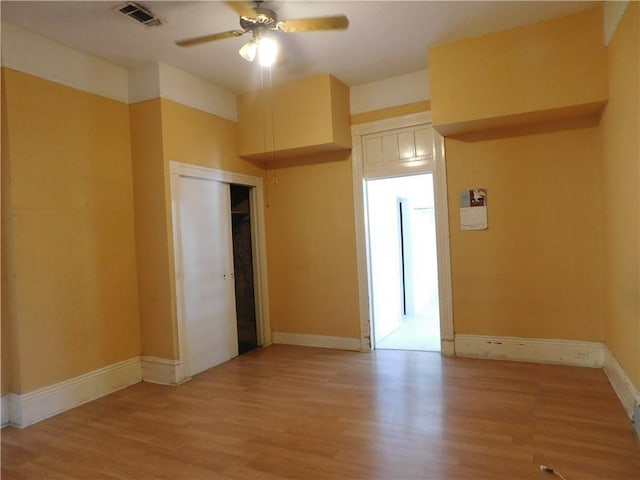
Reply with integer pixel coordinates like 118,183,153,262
1,1,598,94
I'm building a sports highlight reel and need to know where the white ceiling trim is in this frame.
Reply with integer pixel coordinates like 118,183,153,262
350,69,430,115
157,63,237,122
1,23,129,104
2,24,237,121
129,63,238,122
128,63,162,104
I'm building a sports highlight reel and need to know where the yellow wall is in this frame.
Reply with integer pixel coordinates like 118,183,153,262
265,153,360,338
429,7,607,135
446,126,604,340
130,98,265,360
1,67,268,395
600,3,640,387
428,6,612,343
161,99,263,177
237,75,358,340
2,73,17,396
129,99,176,359
1,68,140,392
263,99,428,341
328,75,352,151
142,93,360,346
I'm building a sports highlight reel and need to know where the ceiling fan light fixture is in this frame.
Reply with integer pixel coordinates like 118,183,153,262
238,33,279,67
257,36,278,67
177,3,349,69
239,38,259,62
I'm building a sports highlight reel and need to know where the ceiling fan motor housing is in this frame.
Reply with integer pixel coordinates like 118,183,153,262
240,8,278,31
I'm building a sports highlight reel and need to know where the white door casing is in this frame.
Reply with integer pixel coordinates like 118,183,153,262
351,112,454,355
170,162,271,381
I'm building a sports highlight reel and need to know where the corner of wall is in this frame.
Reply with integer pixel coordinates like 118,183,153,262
603,345,640,419
129,63,161,104
604,1,629,45
600,0,640,398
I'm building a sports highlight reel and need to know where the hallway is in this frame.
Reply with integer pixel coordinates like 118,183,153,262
375,298,440,351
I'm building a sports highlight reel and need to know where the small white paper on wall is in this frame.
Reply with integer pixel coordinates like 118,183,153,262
460,189,488,230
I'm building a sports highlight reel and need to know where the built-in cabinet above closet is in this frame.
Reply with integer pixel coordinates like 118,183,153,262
236,73,351,161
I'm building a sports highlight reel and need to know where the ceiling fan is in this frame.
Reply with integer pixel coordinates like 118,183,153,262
175,1,349,66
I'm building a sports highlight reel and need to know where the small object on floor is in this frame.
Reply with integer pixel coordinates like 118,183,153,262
540,465,567,480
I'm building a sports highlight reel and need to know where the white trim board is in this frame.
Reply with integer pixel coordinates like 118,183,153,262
6,357,141,429
454,335,604,368
1,395,9,427
141,356,189,386
2,25,238,120
455,335,640,420
441,339,455,357
350,69,430,115
2,23,129,103
603,346,640,419
272,332,361,351
3,340,638,429
129,63,238,121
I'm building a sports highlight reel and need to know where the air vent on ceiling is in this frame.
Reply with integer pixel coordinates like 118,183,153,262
116,2,164,27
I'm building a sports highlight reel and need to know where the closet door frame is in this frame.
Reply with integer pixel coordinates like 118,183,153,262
169,161,271,382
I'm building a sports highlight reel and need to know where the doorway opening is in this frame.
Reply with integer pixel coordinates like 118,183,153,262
230,184,258,355
366,174,440,351
170,161,270,382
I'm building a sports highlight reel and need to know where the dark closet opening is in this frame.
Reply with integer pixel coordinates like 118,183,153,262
230,184,258,354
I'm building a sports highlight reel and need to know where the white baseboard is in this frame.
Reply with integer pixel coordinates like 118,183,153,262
603,346,640,419
8,357,141,428
454,334,604,368
5,339,637,429
141,356,189,385
441,337,455,356
272,332,361,351
1,395,9,427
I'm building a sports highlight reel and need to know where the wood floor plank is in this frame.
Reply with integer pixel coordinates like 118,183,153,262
2,345,638,479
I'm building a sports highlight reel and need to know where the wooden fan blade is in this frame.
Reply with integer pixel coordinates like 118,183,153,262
225,1,258,19
176,30,245,47
279,15,348,33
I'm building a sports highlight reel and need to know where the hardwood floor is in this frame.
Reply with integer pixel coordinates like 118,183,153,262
2,345,638,479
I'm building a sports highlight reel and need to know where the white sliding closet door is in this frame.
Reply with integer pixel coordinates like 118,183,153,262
176,175,238,376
